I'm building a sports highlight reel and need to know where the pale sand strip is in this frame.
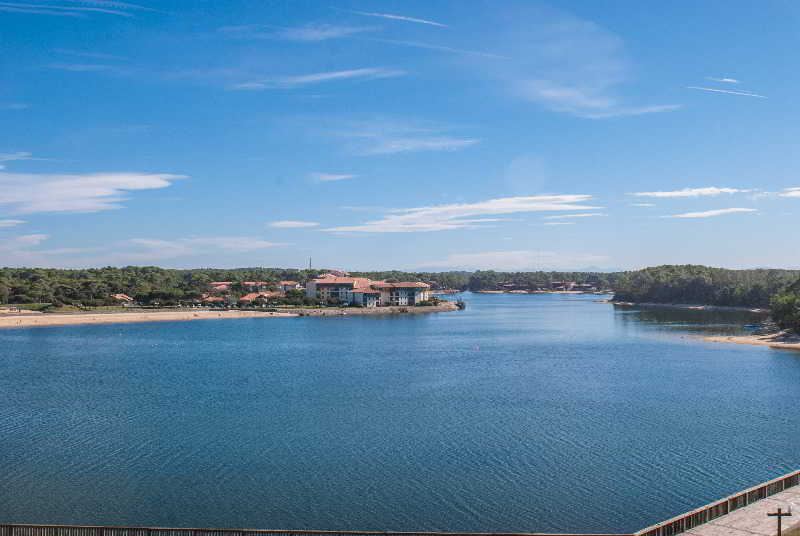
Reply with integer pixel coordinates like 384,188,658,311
703,332,800,351
0,303,458,329
0,310,298,328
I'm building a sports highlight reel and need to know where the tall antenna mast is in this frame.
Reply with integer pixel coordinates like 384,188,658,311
309,256,312,270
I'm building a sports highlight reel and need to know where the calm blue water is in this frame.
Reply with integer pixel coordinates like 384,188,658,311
1,294,799,533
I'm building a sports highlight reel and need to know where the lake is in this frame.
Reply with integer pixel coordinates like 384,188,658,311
1,293,799,533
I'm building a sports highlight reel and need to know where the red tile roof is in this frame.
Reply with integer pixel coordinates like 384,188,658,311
239,291,281,302
371,282,430,289
312,277,372,288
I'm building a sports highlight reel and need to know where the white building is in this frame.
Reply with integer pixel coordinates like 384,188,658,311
306,276,431,307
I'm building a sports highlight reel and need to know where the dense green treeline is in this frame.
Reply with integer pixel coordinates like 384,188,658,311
0,266,327,306
613,265,800,308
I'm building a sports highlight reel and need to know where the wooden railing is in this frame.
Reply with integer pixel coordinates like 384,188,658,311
2,469,798,536
0,526,627,536
635,469,800,536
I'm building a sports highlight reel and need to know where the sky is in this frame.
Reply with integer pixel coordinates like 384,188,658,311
1,0,799,271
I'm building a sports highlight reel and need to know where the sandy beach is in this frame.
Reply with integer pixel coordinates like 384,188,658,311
0,303,459,329
703,331,800,351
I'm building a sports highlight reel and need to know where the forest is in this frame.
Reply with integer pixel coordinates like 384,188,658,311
612,265,800,308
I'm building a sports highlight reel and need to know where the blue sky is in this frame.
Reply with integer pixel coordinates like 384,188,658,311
1,0,799,271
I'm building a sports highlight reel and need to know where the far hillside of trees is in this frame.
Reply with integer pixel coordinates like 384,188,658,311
612,265,800,308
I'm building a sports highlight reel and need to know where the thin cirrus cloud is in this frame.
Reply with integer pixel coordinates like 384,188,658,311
323,194,602,233
706,77,739,84
629,187,750,198
45,63,116,72
347,9,448,27
0,170,187,214
53,48,127,60
1,103,29,110
268,221,319,228
631,203,655,207
0,1,150,17
419,249,610,271
337,119,479,155
128,237,284,256
543,212,605,219
312,172,357,182
231,67,405,90
665,208,757,219
219,23,376,41
369,38,508,59
0,151,35,169
687,86,767,99
0,219,27,228
468,6,679,119
0,234,282,267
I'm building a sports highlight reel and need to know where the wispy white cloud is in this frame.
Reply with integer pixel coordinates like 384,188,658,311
0,152,35,169
65,1,157,12
0,103,29,110
311,172,357,182
630,187,750,198
687,86,767,98
543,212,605,219
336,119,479,155
706,77,739,84
579,104,682,119
231,67,405,90
665,208,757,219
0,234,282,267
543,222,575,226
491,9,679,119
0,170,187,214
348,9,447,27
631,202,655,207
128,237,284,257
54,48,127,60
323,194,601,233
268,220,319,228
516,83,681,119
219,23,376,41
0,233,50,250
779,187,800,198
0,219,26,228
419,249,609,271
0,1,134,17
44,63,116,71
370,38,507,59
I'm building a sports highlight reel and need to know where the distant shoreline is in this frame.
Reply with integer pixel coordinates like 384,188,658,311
0,303,459,329
473,290,611,295
610,301,770,313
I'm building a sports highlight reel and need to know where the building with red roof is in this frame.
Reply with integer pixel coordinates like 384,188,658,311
306,276,430,307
